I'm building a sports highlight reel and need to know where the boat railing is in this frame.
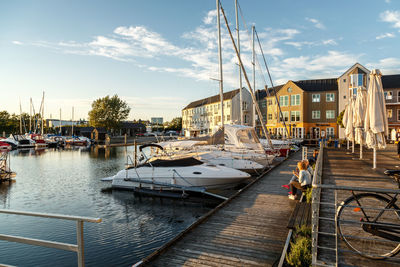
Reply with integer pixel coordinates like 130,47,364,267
0,209,101,267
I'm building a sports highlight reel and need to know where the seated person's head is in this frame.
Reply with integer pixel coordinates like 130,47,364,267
297,161,307,171
303,159,309,167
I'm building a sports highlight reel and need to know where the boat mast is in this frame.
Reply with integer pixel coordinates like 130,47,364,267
71,107,74,137
252,25,256,128
41,92,44,135
219,4,273,149
217,0,224,135
19,100,22,135
59,108,62,135
29,98,32,133
235,0,243,125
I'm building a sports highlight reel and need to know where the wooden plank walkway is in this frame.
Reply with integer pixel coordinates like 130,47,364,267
317,145,400,266
137,151,302,266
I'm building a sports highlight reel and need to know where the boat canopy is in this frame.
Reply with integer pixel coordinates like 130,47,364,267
137,157,204,168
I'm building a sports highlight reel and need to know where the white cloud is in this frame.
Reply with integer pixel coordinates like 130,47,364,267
305,17,325,29
322,39,338,45
203,10,217,25
366,57,400,74
380,10,400,30
376,32,395,39
12,41,23,45
385,0,391,3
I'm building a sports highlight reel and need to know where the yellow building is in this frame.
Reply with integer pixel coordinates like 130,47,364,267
266,79,338,139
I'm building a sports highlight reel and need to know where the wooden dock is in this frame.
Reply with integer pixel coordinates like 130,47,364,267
136,151,302,266
316,145,400,266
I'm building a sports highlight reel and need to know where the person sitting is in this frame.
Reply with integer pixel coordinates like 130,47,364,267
304,159,314,178
288,161,312,200
282,159,312,189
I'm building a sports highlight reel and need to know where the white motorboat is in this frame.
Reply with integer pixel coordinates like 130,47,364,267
106,144,251,191
11,135,35,148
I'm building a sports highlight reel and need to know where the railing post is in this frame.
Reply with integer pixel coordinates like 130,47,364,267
77,220,85,267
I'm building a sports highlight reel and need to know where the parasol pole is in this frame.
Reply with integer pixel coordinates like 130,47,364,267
373,148,377,169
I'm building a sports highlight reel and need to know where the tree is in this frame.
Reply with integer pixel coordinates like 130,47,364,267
88,95,131,131
336,109,345,128
165,117,182,131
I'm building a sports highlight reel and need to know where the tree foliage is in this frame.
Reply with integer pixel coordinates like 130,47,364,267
165,117,182,131
336,109,345,128
88,95,131,131
0,111,31,134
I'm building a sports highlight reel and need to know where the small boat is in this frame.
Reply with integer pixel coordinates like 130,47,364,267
29,134,48,148
107,144,251,191
12,135,35,149
0,141,11,151
65,136,89,146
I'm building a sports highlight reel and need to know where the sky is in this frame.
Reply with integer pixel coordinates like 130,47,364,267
1,0,400,121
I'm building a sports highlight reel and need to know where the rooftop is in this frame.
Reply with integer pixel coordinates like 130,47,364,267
182,88,240,110
293,78,338,92
382,74,400,89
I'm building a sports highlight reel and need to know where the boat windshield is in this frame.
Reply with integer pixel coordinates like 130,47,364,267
135,157,203,168
236,129,259,144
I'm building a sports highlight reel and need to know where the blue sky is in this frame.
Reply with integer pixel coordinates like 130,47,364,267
1,0,399,121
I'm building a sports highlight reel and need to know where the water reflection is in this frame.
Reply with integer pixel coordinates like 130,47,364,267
0,146,211,266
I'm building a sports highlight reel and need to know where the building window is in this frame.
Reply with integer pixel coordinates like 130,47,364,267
242,101,248,110
227,114,231,121
350,73,364,88
398,110,400,121
385,91,393,100
280,111,289,122
312,110,320,119
326,110,335,119
343,79,346,83
398,91,400,102
260,100,267,108
388,109,393,118
326,127,334,138
326,93,335,102
291,111,300,122
291,94,300,106
262,114,267,121
287,87,293,93
268,113,272,120
279,95,289,106
267,99,273,106
312,94,320,102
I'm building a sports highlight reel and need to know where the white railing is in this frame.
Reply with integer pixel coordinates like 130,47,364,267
0,209,101,267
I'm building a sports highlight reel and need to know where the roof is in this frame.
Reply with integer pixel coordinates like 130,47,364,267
338,63,370,78
293,78,338,92
121,122,146,129
255,85,283,100
382,74,400,89
80,127,95,132
183,88,240,110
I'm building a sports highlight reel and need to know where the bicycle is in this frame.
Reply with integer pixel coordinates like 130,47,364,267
336,169,400,259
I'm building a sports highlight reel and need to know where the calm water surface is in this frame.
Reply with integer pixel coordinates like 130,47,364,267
0,146,212,266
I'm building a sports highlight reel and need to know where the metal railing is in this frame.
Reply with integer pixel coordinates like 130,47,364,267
0,209,101,267
311,146,400,266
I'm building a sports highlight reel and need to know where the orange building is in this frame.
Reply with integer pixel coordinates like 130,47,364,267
266,78,338,139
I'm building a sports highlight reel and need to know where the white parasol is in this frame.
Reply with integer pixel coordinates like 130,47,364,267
364,69,388,168
353,87,368,158
343,98,355,152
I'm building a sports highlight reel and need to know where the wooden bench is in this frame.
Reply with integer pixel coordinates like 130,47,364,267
287,201,311,229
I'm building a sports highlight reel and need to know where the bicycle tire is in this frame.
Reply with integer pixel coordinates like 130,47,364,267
337,193,400,259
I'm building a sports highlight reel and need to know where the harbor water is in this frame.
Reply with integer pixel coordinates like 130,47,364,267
0,146,213,266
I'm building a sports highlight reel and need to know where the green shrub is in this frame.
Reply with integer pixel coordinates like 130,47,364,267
286,225,312,267
305,187,312,204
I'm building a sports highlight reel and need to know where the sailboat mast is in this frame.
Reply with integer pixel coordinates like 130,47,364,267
19,100,22,135
252,25,256,128
235,0,243,125
41,92,44,135
71,107,74,137
59,108,62,135
220,4,273,149
29,98,32,133
217,0,224,134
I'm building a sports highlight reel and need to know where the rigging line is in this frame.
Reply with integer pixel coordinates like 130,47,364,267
255,28,290,139
237,1,289,140
237,2,268,87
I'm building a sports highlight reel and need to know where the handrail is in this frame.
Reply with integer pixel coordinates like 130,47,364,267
0,209,101,267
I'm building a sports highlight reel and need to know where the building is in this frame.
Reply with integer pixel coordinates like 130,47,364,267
266,79,338,139
182,88,253,137
337,63,370,138
255,85,283,136
382,74,400,139
120,122,146,136
150,117,163,125
46,119,81,128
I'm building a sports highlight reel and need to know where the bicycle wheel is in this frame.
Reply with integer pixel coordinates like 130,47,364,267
337,193,400,259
